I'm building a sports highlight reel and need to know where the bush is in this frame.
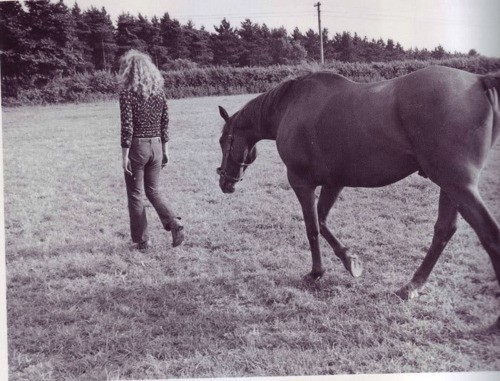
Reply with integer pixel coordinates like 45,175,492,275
87,71,118,94
3,57,500,106
161,59,199,72
2,71,118,106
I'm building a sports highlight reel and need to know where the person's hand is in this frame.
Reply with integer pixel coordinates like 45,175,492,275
162,151,169,169
123,157,132,176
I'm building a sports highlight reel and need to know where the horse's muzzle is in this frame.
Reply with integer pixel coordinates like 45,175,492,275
219,176,236,193
217,167,237,193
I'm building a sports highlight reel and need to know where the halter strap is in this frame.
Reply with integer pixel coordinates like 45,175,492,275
218,125,250,182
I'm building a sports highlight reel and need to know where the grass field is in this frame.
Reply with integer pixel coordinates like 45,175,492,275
3,94,500,380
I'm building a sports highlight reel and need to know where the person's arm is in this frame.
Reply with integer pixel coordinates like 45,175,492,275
120,91,133,175
160,94,170,168
122,147,132,176
162,142,169,168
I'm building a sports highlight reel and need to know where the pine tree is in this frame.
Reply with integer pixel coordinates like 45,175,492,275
22,0,86,79
257,23,273,66
211,18,242,66
320,28,334,61
71,2,94,72
0,1,27,79
116,13,148,58
149,16,169,69
431,44,447,59
187,26,213,66
82,6,117,71
392,42,405,61
303,28,320,61
291,27,305,45
238,19,264,66
269,27,306,65
160,13,190,60
468,49,478,57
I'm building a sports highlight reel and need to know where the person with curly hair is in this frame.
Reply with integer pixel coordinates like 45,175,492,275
119,49,184,251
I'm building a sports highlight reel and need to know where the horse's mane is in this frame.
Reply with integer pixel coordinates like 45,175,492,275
223,76,297,135
222,71,350,136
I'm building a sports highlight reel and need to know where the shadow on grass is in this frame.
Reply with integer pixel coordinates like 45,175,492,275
7,237,500,379
8,256,500,379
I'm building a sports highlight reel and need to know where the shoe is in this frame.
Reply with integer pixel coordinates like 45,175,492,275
137,240,152,251
171,226,184,247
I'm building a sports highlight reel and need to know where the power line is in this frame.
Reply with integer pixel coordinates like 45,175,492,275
173,11,316,19
322,10,491,27
170,12,318,30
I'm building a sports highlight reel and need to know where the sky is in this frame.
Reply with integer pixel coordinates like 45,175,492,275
68,0,500,58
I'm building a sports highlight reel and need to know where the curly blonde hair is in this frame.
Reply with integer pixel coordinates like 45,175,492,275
119,49,164,97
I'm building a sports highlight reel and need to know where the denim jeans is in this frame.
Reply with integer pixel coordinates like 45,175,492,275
125,137,179,243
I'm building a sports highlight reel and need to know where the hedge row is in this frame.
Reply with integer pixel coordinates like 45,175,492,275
3,56,500,106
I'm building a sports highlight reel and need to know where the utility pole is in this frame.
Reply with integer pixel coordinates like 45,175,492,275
314,2,324,64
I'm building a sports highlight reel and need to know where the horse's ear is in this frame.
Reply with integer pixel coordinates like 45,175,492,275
219,106,230,122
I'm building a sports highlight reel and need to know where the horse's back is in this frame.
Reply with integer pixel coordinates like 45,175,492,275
276,70,417,186
276,66,498,188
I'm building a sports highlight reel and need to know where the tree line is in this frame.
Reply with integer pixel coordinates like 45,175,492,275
1,0,480,87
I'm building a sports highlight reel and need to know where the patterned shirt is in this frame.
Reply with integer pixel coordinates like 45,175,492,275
119,89,169,148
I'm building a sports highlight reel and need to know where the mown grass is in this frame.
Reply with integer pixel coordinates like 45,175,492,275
3,94,500,380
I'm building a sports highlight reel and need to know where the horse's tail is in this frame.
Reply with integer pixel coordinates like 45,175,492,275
482,71,500,92
482,71,500,144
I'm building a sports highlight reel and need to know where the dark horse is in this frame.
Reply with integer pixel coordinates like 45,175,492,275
217,65,500,319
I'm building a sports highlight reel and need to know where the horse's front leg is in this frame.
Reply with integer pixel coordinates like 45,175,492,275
318,185,363,277
288,170,324,280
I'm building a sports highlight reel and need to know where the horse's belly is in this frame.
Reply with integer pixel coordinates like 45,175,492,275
333,154,419,187
277,131,419,187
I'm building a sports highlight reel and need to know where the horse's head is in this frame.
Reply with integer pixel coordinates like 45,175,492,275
217,106,257,194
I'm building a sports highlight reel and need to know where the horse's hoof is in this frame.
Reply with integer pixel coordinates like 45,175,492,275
304,269,325,282
395,284,419,300
342,253,363,278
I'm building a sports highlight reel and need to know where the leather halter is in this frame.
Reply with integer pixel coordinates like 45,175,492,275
217,126,250,182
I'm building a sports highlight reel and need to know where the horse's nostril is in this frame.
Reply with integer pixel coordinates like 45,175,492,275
216,167,222,175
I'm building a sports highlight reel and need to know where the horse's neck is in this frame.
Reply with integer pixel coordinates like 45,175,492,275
253,93,283,141
260,117,280,141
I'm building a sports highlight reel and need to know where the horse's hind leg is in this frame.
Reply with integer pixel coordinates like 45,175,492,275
446,183,500,327
447,185,500,286
396,190,458,299
318,185,363,277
